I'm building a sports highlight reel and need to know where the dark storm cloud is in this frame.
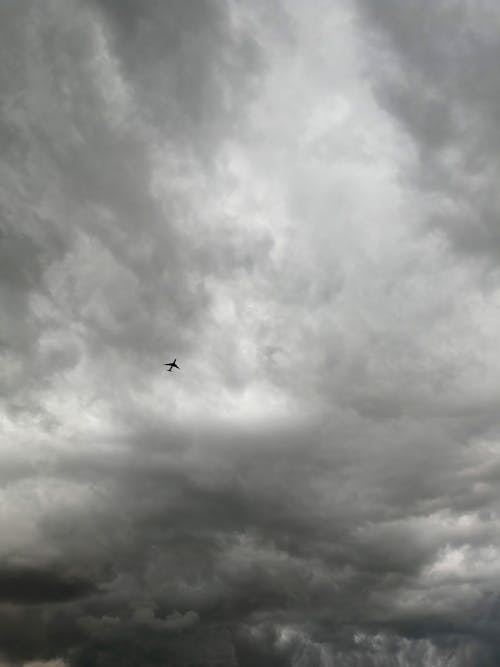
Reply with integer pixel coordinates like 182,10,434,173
356,0,500,265
3,415,500,665
0,565,96,604
3,1,500,666
89,0,262,153
14,415,498,665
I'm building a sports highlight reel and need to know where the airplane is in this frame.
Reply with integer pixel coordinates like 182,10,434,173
164,358,180,372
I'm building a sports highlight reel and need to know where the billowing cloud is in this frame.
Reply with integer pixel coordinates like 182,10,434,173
2,0,500,665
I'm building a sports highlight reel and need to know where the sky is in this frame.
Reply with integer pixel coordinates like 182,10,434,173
2,1,500,665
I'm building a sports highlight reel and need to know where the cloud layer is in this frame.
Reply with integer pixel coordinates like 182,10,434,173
2,1,500,665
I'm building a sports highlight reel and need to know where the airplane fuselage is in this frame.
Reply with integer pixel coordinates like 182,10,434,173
164,359,179,372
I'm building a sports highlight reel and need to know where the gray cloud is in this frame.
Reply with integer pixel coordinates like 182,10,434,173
356,0,500,266
0,565,96,604
90,0,263,153
3,0,500,665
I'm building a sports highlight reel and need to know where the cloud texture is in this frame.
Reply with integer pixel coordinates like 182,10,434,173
2,1,500,665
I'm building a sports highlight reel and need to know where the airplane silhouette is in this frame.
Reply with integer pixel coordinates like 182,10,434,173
164,358,180,372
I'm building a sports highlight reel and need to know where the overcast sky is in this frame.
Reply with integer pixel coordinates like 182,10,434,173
3,1,500,665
